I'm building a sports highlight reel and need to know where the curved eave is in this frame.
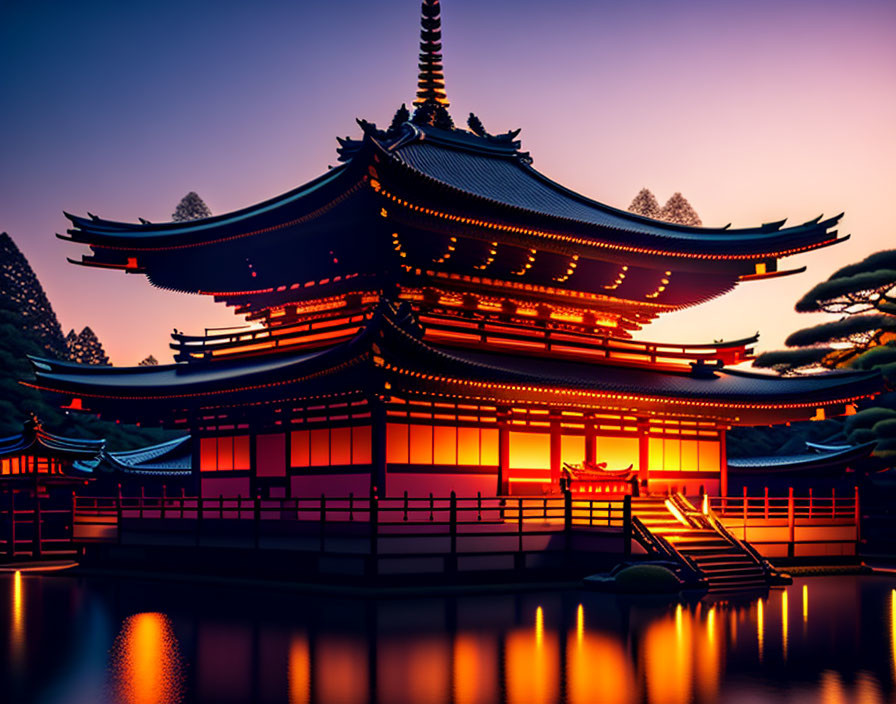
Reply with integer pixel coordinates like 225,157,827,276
727,441,876,472
0,429,104,460
62,159,361,252
372,134,847,261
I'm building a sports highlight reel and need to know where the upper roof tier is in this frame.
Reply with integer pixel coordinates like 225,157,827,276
60,123,846,328
59,0,848,327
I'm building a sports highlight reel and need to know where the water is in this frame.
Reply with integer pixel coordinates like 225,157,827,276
2,571,895,704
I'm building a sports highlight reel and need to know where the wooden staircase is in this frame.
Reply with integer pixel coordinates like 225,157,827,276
630,496,772,592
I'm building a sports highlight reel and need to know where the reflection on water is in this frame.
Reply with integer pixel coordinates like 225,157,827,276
110,612,184,704
3,573,896,703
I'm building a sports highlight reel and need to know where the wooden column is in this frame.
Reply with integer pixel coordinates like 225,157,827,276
637,419,650,491
719,428,728,499
498,414,510,496
549,417,561,493
584,414,596,466
371,397,387,496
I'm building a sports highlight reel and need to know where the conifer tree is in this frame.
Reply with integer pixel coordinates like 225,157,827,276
172,192,212,222
467,113,487,137
0,232,67,358
388,104,410,133
66,326,110,365
627,188,661,220
138,355,159,366
660,193,702,227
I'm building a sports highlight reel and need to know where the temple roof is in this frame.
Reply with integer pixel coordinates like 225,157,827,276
26,302,882,426
99,435,191,476
0,418,104,461
384,126,844,251
727,441,876,473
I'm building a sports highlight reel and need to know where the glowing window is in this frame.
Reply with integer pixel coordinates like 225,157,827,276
509,432,550,469
310,429,330,467
200,438,217,472
648,437,663,472
234,436,251,470
561,435,585,466
290,430,310,467
352,426,372,464
681,439,699,471
596,436,639,470
457,427,480,465
698,440,720,472
330,427,352,465
481,428,499,465
663,438,681,472
387,423,409,464
433,426,457,465
410,425,434,464
217,436,234,471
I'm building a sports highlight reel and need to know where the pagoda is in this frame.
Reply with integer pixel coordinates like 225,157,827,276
29,1,880,503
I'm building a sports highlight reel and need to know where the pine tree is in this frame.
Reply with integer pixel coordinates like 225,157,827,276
138,355,159,366
388,104,411,134
660,193,702,227
0,233,67,358
467,113,487,137
627,188,661,220
66,326,109,365
172,192,212,222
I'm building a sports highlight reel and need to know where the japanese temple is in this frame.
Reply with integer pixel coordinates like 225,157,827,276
29,0,881,509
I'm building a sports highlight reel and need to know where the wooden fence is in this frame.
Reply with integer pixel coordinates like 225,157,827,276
72,491,634,576
709,487,860,559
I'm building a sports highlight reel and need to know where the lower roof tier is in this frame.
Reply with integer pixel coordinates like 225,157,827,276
26,303,882,428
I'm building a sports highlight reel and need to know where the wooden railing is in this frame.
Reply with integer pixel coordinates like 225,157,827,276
0,491,78,560
709,487,859,522
72,491,633,574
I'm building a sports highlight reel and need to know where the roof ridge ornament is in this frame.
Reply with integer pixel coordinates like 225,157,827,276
412,0,454,129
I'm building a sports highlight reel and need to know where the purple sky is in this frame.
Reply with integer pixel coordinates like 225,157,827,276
2,0,895,364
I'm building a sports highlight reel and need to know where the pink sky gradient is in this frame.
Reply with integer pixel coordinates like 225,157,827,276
1,0,894,364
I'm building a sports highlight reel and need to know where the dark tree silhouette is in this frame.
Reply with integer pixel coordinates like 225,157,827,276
0,232,67,358
138,355,159,366
751,248,896,460
467,113,487,137
172,192,212,222
388,104,410,134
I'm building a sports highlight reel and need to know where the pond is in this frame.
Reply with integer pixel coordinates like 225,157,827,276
1,571,894,703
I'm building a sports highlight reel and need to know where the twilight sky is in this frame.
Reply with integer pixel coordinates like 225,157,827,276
1,0,894,364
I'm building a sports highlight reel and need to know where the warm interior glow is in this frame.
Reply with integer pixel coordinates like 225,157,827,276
291,426,371,467
111,612,183,704
509,431,550,469
595,435,639,470
288,634,310,704
387,423,497,466
200,435,250,471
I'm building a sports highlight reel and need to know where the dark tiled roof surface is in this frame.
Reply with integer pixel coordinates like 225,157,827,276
727,441,876,469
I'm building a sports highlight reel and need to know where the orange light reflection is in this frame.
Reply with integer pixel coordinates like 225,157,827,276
111,612,184,704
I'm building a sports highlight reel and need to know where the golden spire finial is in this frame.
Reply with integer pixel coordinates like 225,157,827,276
414,0,449,108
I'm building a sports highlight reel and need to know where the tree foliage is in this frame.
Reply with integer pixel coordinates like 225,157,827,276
751,247,896,462
172,192,212,222
660,192,702,227
467,112,486,137
66,326,109,365
138,355,159,366
628,188,661,220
